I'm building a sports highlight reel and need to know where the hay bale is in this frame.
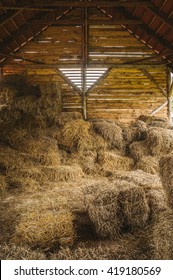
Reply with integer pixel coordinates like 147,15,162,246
61,119,91,151
11,211,75,250
93,120,124,150
50,243,116,260
131,120,148,141
42,165,84,182
117,186,150,231
159,154,173,209
0,175,7,193
56,112,82,126
0,85,17,107
85,181,122,239
146,127,173,156
7,166,44,182
98,150,134,173
0,243,46,260
135,156,159,174
150,209,173,259
7,177,41,192
13,96,39,115
138,115,168,128
129,141,149,161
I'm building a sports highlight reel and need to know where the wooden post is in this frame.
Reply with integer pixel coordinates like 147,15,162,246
167,68,173,126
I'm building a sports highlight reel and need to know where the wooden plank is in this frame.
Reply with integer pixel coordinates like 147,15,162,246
150,101,168,116
31,19,143,25
139,68,167,97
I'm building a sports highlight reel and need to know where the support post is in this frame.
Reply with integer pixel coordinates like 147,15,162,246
167,68,173,126
82,7,88,120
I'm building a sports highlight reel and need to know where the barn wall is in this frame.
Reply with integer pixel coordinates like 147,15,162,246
87,67,167,123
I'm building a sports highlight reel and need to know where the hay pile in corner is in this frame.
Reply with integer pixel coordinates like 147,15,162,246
0,243,46,260
159,154,173,210
138,115,168,128
93,120,124,150
11,211,76,250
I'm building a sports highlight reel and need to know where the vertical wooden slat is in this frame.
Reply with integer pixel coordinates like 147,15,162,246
167,67,173,125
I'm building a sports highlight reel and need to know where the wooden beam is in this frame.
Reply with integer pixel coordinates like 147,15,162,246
115,7,173,52
167,68,173,125
150,101,168,116
140,68,167,97
3,1,152,9
0,10,22,27
26,63,166,69
0,51,45,65
147,4,173,30
30,19,143,25
56,68,81,96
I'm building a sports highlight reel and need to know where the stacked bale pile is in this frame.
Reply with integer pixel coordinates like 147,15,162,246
1,74,173,259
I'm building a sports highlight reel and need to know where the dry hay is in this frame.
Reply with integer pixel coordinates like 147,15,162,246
0,85,17,107
9,136,61,166
117,185,150,231
7,166,44,183
110,169,162,190
50,235,142,260
138,115,168,128
146,127,173,156
42,165,84,182
11,211,76,250
77,152,98,175
135,156,159,174
13,96,39,115
0,175,7,193
149,208,173,259
85,181,122,239
56,112,82,126
129,140,149,161
131,120,148,141
38,83,61,123
93,120,124,150
159,154,173,210
85,179,150,238
0,145,35,172
0,243,46,260
7,177,41,192
98,150,134,173
61,119,91,151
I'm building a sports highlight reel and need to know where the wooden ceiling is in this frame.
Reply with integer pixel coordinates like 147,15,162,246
0,0,173,70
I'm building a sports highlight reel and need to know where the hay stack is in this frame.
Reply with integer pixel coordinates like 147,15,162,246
131,120,148,141
135,156,159,174
61,119,91,151
42,165,84,182
138,115,168,128
56,112,82,126
129,141,149,161
11,211,75,250
150,209,173,259
159,154,173,210
0,243,46,260
117,186,149,230
146,127,173,156
93,120,124,150
0,175,7,193
85,181,122,239
98,150,134,173
0,85,17,107
7,177,41,192
13,96,39,115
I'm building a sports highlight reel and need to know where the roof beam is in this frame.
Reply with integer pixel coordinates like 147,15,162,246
0,1,153,10
147,4,173,30
30,19,143,25
0,10,22,27
116,7,173,52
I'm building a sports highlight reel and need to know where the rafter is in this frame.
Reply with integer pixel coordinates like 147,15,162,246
147,4,173,30
0,1,152,10
0,10,22,27
30,19,143,25
116,7,173,52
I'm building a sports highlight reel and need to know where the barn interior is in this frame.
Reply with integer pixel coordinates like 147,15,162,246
0,0,173,260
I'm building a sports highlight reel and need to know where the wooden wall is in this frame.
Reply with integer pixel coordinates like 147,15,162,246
87,67,168,123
